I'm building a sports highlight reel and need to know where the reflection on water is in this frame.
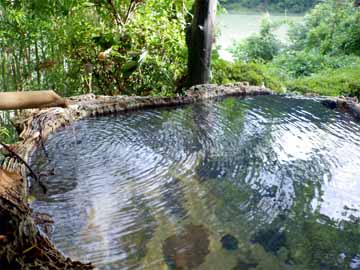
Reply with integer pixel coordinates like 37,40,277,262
31,95,360,270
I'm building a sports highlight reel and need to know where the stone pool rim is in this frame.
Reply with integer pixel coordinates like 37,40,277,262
1,83,360,269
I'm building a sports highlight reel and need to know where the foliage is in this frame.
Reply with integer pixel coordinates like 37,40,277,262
0,126,9,142
211,58,284,92
286,66,360,97
220,0,318,13
288,0,360,55
271,51,360,79
228,0,360,97
0,112,17,144
278,0,360,96
230,18,282,63
0,0,80,95
61,0,190,96
1,0,359,98
0,0,192,96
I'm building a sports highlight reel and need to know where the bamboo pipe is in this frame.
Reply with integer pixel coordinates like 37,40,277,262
0,91,67,110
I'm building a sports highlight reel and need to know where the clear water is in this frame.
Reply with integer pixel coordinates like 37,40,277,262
31,95,360,270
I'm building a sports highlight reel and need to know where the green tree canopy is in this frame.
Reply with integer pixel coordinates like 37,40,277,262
0,0,193,96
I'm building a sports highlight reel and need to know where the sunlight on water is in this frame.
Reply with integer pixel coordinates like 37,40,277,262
31,95,360,270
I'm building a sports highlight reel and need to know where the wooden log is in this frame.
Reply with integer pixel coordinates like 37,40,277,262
0,91,67,110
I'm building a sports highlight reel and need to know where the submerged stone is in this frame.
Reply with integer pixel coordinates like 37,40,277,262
232,260,258,270
162,224,210,269
251,228,287,253
221,234,239,251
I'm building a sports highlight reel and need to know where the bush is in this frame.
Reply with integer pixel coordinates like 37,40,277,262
288,0,360,55
222,0,360,99
0,112,17,144
59,0,190,96
271,51,360,79
286,66,360,97
219,0,317,14
212,59,284,92
0,0,191,97
230,18,282,63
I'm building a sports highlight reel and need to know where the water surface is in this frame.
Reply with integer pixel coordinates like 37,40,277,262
31,95,360,270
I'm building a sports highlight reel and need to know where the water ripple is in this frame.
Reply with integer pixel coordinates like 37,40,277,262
31,95,360,270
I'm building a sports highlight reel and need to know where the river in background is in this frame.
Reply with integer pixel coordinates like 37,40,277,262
216,12,303,61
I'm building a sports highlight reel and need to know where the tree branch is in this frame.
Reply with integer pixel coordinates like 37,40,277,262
106,0,124,27
0,142,47,193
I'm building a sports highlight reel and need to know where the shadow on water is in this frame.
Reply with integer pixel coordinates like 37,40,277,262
31,95,360,270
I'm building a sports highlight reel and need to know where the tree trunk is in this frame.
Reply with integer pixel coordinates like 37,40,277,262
35,40,41,89
1,53,7,91
11,55,18,91
264,0,269,9
14,51,22,91
26,43,32,81
187,0,217,87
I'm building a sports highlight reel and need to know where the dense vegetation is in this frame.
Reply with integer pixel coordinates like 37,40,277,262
0,0,193,143
220,0,318,13
0,0,192,97
222,0,360,97
2,0,358,98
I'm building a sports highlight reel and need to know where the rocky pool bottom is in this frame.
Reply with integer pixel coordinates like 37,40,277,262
30,95,360,270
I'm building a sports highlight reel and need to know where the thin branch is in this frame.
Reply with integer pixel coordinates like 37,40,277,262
123,1,135,25
124,0,144,25
106,0,124,27
0,142,47,193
